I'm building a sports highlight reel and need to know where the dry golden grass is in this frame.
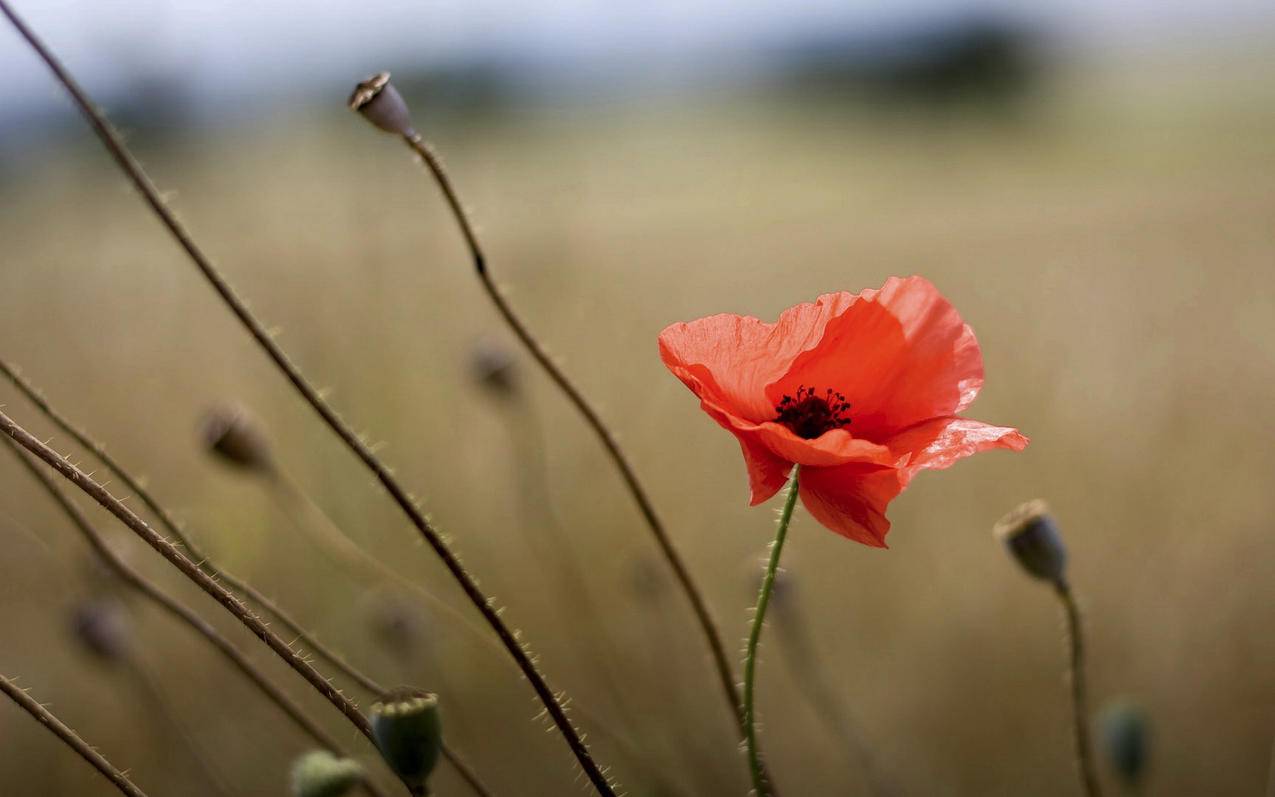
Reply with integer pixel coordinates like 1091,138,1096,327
1,47,1272,795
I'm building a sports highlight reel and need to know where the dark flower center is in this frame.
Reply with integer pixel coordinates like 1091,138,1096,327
774,385,852,439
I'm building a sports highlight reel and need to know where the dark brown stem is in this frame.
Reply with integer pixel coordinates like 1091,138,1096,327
1054,579,1103,797
0,360,490,797
0,410,421,789
0,6,613,791
3,439,391,797
0,673,149,797
400,132,756,778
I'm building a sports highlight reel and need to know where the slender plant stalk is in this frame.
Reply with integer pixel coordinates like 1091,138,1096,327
768,583,889,795
0,8,614,792
124,659,237,797
398,132,757,771
1054,579,1103,797
0,410,430,792
0,673,149,797
0,359,489,797
743,467,801,797
2,439,392,797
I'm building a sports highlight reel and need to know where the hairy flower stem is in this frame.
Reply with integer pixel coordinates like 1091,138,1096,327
398,131,758,775
0,673,150,797
744,467,801,797
0,6,613,792
2,439,391,797
1054,579,1103,797
0,360,490,797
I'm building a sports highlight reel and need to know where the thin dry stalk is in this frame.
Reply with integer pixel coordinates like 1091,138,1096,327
0,409,421,791
0,673,149,797
0,6,614,792
1054,579,1103,797
3,439,390,797
399,132,755,769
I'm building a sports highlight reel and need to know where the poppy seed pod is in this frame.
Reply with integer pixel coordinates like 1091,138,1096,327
199,404,272,472
468,340,519,398
1099,700,1150,787
349,72,415,137
290,750,365,797
994,499,1067,582
370,690,443,793
71,598,132,663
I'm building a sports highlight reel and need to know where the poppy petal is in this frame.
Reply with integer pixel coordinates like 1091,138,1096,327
694,398,793,505
797,464,905,547
887,416,1029,478
749,423,897,468
658,293,858,423
767,276,985,439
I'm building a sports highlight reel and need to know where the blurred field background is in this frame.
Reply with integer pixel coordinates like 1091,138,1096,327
1,2,1274,795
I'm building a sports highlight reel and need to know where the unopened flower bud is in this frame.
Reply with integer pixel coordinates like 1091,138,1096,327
468,340,519,398
370,689,442,793
1099,699,1149,787
200,404,272,472
994,499,1067,582
290,750,365,797
349,72,415,136
71,598,132,663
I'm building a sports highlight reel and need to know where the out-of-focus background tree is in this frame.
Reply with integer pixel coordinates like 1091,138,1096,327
1,1,1272,795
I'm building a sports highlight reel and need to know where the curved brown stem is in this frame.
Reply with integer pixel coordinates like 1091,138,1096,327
0,359,489,797
0,673,149,797
1054,579,1103,797
0,410,423,792
3,439,391,797
0,6,614,791
400,132,758,781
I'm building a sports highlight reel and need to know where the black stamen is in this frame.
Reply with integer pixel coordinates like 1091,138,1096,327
773,385,852,439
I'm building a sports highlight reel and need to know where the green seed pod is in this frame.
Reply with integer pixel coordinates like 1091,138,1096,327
370,690,442,794
1099,700,1150,787
993,499,1067,582
290,750,364,797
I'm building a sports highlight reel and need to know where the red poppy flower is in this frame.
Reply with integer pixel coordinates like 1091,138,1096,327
658,276,1028,547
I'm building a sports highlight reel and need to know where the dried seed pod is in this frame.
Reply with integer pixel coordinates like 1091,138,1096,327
200,404,272,472
349,72,415,137
290,750,365,797
71,597,132,663
468,339,519,398
993,499,1067,582
370,689,442,794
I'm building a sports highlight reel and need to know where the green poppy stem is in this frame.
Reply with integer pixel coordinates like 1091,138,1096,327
744,466,801,797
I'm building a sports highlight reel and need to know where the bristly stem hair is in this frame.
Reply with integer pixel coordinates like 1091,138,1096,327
0,359,492,797
0,4,614,793
742,466,800,797
0,672,150,797
2,439,391,797
1054,579,1103,797
0,409,429,791
397,130,760,777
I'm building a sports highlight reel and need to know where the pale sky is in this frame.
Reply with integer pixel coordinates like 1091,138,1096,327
1,0,1273,121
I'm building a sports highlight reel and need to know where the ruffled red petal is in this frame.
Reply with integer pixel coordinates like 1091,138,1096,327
886,416,1029,479
658,293,858,423
797,464,905,547
766,276,984,441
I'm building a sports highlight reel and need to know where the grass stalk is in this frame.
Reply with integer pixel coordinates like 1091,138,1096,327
0,6,614,790
0,673,149,797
